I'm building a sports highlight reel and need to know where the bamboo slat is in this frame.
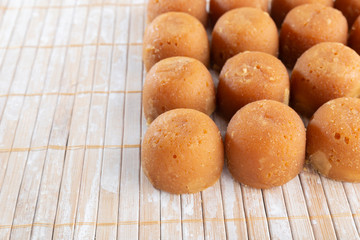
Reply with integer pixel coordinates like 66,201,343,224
0,1,59,240
29,1,79,238
181,193,205,240
242,187,271,239
282,177,315,239
262,187,292,239
96,3,126,240
52,3,102,238
299,170,337,239
320,177,358,238
122,3,144,240
343,183,360,233
202,182,227,240
8,3,62,238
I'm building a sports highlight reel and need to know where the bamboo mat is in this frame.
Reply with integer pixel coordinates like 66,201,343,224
0,0,359,239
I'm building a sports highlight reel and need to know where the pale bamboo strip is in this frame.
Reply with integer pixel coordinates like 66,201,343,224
32,17,80,239
0,144,140,153
103,0,118,5
97,6,116,44
299,169,337,238
31,147,66,239
0,0,10,23
0,51,38,188
0,0,29,85
92,41,128,93
132,0,145,5
0,1,22,48
1,42,143,51
21,0,37,7
60,50,111,239
0,0,27,145
119,146,141,239
29,3,80,239
0,0,53,148
0,2,145,11
214,114,248,240
0,1,55,130
52,148,88,239
0,49,4,72
0,213,358,230
242,186,270,240
0,2,43,237
0,4,47,131
95,147,122,240
73,142,106,239
160,192,182,240
7,3,56,240
10,151,48,239
45,4,95,237
202,181,227,240
181,193,204,240
117,73,143,240
320,177,359,238
0,0,58,124
5,0,22,8
282,177,315,239
262,186,292,239
0,50,20,112
117,9,144,240
51,4,102,240
0,0,10,63
73,8,115,240
0,90,142,98
221,166,248,240
0,55,40,240
8,6,59,240
114,7,134,45
0,17,60,240
95,4,129,240
10,1,72,239
343,183,360,233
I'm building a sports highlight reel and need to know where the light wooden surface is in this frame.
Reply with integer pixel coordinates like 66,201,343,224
0,0,359,239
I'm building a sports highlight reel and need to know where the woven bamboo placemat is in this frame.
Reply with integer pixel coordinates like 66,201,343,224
0,0,359,239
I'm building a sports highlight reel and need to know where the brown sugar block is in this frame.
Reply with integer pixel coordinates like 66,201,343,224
225,100,306,189
307,97,360,182
147,0,208,26
271,0,333,27
141,109,224,194
290,42,360,117
211,8,278,69
210,0,269,23
349,15,360,55
143,57,216,123
143,12,209,72
280,4,348,68
217,51,289,119
335,0,360,26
